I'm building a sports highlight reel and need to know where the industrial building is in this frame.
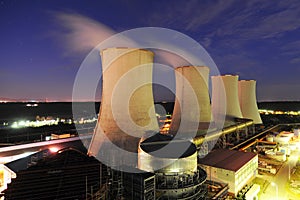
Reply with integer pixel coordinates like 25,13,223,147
106,166,156,200
191,75,262,154
3,46,266,199
4,148,102,200
198,149,258,197
86,47,264,199
85,47,209,199
122,169,156,200
139,133,207,199
0,164,16,197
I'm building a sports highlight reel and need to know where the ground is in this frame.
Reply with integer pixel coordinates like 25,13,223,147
286,157,300,198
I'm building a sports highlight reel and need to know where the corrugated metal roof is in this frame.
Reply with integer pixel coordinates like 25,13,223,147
198,149,257,172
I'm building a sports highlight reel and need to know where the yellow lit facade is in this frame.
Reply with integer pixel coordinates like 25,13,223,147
199,152,258,196
0,164,16,194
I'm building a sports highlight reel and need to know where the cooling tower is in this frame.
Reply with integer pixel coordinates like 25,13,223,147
212,75,243,121
88,48,159,166
238,80,262,124
169,66,212,136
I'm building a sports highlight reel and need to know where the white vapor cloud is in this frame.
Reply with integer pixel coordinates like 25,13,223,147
54,12,116,54
53,13,209,69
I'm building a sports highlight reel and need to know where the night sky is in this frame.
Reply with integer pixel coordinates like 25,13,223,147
1,0,300,101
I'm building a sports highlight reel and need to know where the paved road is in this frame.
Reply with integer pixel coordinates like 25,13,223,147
260,149,300,200
0,135,92,163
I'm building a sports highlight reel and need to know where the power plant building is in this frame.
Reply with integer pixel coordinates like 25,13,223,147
0,164,16,194
138,133,207,199
84,47,262,199
198,149,258,197
238,80,262,124
4,148,102,200
88,48,208,199
122,169,156,200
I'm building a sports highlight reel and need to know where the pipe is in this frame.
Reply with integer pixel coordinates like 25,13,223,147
193,119,254,148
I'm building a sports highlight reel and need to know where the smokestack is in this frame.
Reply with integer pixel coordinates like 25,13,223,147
88,47,159,167
169,66,212,136
212,75,243,121
238,80,262,124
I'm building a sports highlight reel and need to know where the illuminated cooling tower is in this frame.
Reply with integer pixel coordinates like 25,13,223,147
169,66,212,135
238,80,262,124
212,75,243,120
88,48,159,166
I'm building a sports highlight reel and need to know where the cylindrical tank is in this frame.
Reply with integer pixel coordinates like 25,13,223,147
238,80,262,124
169,66,212,135
266,135,274,142
88,48,159,167
265,150,286,161
138,134,197,173
138,133,207,200
212,75,243,120
294,129,300,137
274,135,290,144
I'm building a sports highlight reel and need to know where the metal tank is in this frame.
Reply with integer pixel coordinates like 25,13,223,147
138,134,197,173
138,133,207,199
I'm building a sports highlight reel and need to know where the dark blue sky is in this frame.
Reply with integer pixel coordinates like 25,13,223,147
1,0,300,101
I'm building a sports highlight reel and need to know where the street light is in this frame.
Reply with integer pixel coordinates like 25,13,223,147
271,182,278,200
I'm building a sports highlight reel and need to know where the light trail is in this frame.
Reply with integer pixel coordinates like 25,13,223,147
0,134,92,154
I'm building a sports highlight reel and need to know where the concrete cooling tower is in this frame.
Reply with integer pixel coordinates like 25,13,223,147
88,47,159,167
238,80,262,124
212,75,243,121
169,66,212,136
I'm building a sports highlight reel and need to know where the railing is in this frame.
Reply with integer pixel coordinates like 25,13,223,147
156,167,207,190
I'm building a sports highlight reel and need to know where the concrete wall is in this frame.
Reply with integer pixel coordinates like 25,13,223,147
200,154,258,196
234,155,258,195
201,165,235,194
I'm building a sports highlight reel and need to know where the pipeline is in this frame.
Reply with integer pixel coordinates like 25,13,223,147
193,118,254,148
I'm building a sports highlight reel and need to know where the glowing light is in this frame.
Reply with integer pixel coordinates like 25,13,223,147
11,122,19,128
271,182,278,200
259,109,300,115
0,152,37,164
49,147,59,153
